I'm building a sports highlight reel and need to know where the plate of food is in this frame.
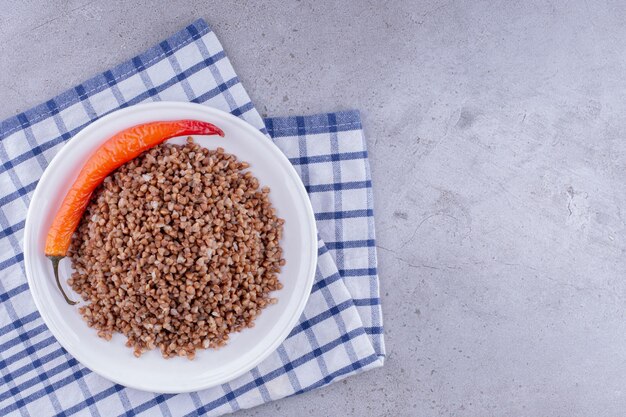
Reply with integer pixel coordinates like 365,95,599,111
23,101,317,393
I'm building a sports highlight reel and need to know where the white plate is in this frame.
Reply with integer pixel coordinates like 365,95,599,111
23,102,317,393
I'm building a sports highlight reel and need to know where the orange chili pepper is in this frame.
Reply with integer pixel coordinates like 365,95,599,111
45,119,224,304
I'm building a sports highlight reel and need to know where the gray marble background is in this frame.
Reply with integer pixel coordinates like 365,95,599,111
2,1,626,416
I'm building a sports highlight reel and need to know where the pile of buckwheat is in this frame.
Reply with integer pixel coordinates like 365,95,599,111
68,138,284,359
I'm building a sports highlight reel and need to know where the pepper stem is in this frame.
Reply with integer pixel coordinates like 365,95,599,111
47,255,78,305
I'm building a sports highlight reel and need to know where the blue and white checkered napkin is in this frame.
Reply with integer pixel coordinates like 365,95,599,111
0,19,384,416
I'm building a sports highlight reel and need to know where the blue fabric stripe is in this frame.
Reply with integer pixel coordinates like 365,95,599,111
364,326,385,335
352,298,381,306
263,110,361,138
338,267,378,276
288,151,368,166
325,239,376,250
0,282,28,303
0,311,39,337
315,209,373,221
305,180,371,193
0,324,49,355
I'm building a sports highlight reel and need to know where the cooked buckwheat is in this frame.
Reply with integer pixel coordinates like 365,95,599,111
68,138,284,359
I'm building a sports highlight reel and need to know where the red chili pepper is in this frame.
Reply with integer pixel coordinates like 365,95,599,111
45,120,224,304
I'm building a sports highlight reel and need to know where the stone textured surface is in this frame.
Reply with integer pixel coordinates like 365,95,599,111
2,1,626,416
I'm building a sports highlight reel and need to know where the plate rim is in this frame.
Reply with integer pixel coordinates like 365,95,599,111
23,101,317,393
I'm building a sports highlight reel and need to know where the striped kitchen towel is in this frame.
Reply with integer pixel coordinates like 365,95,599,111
0,19,384,416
